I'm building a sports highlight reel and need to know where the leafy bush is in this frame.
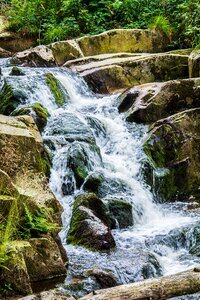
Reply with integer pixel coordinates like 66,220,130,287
4,0,200,48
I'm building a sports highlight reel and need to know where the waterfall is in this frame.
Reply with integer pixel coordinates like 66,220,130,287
1,63,200,296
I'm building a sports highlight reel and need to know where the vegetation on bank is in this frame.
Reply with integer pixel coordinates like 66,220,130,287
0,0,199,48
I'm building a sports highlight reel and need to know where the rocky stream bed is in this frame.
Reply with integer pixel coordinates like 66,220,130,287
0,29,200,300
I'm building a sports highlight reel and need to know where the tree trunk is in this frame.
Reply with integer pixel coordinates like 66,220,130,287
80,268,200,300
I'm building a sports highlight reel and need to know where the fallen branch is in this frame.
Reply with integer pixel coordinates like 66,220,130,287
80,268,200,300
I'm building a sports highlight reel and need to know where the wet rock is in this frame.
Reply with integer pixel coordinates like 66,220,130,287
87,268,118,288
188,225,200,256
81,54,189,93
12,45,55,67
117,87,139,113
12,103,49,132
189,50,200,78
67,193,115,251
47,112,95,143
76,29,169,56
0,78,27,115
107,199,133,229
144,108,200,201
45,73,66,106
123,78,200,124
141,253,162,279
98,177,131,198
10,66,25,76
83,172,104,193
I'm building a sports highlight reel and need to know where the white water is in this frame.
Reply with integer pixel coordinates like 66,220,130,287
1,63,200,295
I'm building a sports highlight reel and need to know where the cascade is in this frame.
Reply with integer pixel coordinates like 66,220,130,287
1,62,200,296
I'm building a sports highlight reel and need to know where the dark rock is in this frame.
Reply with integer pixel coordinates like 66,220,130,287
144,108,200,201
10,66,25,76
83,172,104,193
107,199,133,229
88,268,118,288
0,78,26,115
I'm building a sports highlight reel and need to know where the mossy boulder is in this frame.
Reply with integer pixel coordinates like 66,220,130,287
0,79,27,115
67,142,102,188
67,193,115,251
83,172,104,193
0,114,67,296
10,66,25,76
12,103,49,132
76,29,169,56
0,238,67,295
45,73,65,106
189,50,200,78
107,199,133,229
12,45,55,67
123,78,200,124
49,40,83,65
143,108,200,201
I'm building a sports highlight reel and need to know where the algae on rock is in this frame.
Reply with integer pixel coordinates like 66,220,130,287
67,193,115,251
45,73,65,106
143,108,200,201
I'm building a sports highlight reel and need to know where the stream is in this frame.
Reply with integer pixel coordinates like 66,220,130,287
1,59,200,298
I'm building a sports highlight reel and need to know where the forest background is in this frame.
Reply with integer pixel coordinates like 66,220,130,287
0,0,200,50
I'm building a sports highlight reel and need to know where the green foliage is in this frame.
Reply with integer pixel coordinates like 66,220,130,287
20,205,58,239
149,15,172,37
3,0,200,47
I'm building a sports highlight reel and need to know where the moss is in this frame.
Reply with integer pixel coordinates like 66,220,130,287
12,103,49,132
45,73,65,106
0,81,23,115
10,67,25,76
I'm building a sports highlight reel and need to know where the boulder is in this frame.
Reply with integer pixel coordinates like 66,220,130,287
10,66,25,76
12,46,55,67
49,40,84,65
83,172,104,193
0,114,67,295
0,78,27,115
12,103,49,132
107,199,133,229
0,238,67,295
143,108,200,201
119,78,200,123
67,193,115,251
76,29,169,56
81,54,189,93
87,268,118,288
189,50,200,78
